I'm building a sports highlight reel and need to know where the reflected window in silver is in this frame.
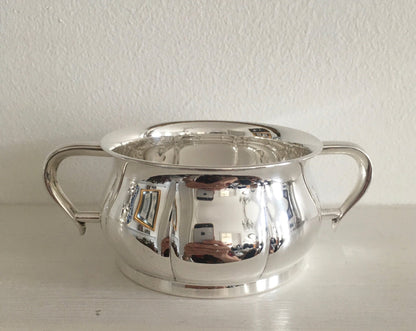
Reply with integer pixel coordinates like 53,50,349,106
134,189,161,231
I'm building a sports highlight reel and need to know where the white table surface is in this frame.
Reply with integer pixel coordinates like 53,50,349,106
0,205,415,330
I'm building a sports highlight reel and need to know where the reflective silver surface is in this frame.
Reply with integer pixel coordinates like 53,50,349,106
44,121,372,297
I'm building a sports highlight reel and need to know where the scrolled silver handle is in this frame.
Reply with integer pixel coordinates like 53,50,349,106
43,144,110,235
320,142,373,225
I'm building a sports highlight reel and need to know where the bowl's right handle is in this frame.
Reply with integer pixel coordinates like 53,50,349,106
43,144,110,235
319,142,373,225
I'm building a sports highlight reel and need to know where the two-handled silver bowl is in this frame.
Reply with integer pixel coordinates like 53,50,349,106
44,121,372,298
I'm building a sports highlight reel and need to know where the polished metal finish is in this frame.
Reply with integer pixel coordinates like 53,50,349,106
43,121,372,297
43,145,110,234
320,142,373,225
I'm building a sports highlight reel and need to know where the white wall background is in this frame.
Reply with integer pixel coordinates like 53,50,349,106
1,0,415,206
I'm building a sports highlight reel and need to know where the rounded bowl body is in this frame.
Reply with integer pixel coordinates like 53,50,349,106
100,121,322,297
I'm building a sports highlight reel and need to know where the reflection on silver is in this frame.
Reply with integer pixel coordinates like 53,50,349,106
121,182,139,224
44,121,372,297
134,189,160,230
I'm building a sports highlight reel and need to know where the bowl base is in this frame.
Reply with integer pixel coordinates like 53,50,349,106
117,258,306,298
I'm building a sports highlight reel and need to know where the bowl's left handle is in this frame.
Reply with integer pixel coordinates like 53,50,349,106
43,144,110,235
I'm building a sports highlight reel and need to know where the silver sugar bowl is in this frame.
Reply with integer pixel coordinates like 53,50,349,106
44,121,372,298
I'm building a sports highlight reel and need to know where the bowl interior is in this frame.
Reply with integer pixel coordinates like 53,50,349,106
103,121,322,168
